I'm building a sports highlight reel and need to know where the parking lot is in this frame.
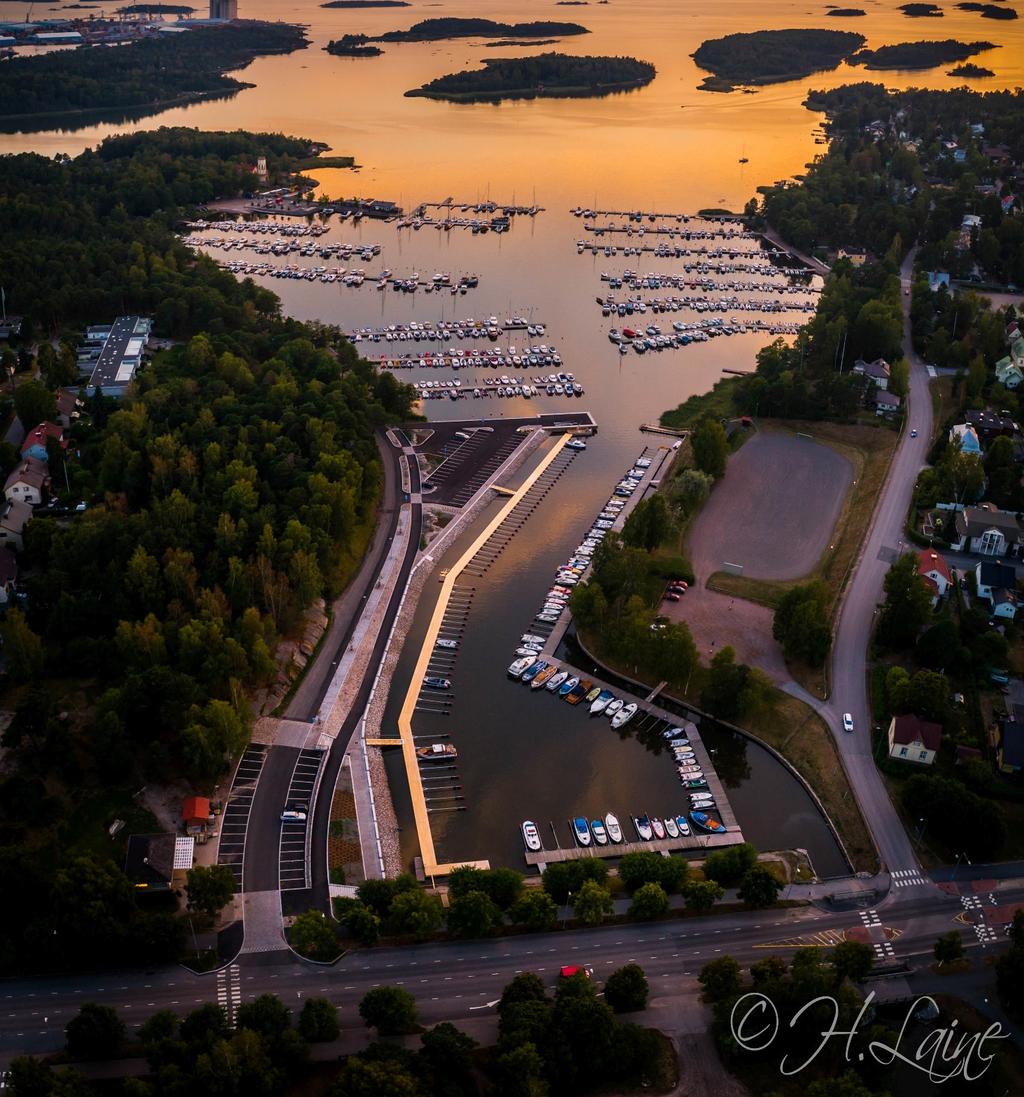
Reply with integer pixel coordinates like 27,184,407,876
217,745,267,890
279,747,325,891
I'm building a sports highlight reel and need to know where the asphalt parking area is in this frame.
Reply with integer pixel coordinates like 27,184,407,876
279,747,325,892
217,745,267,889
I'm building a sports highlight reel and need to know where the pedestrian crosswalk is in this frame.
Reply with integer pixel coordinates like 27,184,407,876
860,909,881,929
891,867,929,888
873,940,896,960
974,924,1000,944
961,894,984,911
216,964,242,1026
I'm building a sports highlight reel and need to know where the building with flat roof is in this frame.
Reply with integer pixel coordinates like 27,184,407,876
83,316,152,397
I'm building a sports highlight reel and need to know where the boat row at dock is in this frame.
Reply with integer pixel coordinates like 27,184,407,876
521,803,724,853
595,255,794,276
373,347,562,369
571,207,741,224
600,272,816,295
186,219,331,237
584,223,756,241
182,234,381,260
418,199,544,216
606,317,802,352
415,375,583,401
347,318,546,343
599,295,814,316
578,241,783,261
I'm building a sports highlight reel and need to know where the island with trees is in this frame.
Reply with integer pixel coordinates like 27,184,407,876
948,61,996,75
899,2,943,16
321,0,409,6
849,39,995,69
0,22,307,131
325,35,384,57
958,1,1018,17
375,17,589,41
692,28,865,91
116,3,196,13
826,8,866,16
405,53,655,102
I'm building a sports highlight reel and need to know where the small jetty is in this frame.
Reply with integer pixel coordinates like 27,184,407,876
640,423,687,437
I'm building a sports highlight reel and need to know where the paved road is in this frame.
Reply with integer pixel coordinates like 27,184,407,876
1,878,1013,1063
812,248,932,876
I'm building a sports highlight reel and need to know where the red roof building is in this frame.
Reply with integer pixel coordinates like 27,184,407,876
182,796,211,832
917,549,952,602
888,714,943,765
20,422,67,461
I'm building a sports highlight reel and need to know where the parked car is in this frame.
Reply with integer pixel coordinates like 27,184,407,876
842,713,854,733
663,592,680,602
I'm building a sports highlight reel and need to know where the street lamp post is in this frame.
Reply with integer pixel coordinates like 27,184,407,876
915,817,927,847
951,852,971,881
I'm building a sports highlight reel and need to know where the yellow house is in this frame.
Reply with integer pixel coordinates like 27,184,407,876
888,714,942,765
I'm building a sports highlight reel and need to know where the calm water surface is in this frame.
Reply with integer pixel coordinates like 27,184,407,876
6,0,1021,873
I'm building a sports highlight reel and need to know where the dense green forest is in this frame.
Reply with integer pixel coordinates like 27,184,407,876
0,23,307,129
948,62,995,76
691,28,865,91
406,53,655,102
849,39,995,70
0,128,415,974
376,17,589,41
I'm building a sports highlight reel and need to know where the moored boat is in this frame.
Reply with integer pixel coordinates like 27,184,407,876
423,676,451,690
546,670,569,692
573,817,592,846
522,820,542,852
417,742,457,761
651,817,666,840
531,665,558,689
590,690,614,714
674,814,691,836
610,702,638,729
691,811,727,834
590,818,608,845
633,814,653,841
605,812,623,843
508,656,536,678
521,660,548,683
558,675,580,697
605,698,624,718
664,817,679,838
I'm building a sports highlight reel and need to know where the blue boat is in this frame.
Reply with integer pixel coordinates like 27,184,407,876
573,817,592,846
423,676,451,690
558,675,580,697
690,811,727,835
521,660,548,684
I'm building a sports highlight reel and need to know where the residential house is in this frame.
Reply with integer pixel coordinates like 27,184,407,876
182,796,211,837
124,834,194,890
852,357,891,390
995,356,1024,390
976,560,1017,601
964,408,1018,444
949,423,982,455
875,390,902,416
997,720,1024,775
4,458,47,505
54,388,83,428
927,271,951,292
0,549,18,606
993,588,1019,620
952,504,1023,556
887,714,942,765
918,549,952,605
0,499,32,552
20,422,66,463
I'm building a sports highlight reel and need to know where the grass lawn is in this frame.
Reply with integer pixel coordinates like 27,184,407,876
63,788,160,865
742,692,878,873
705,418,898,695
929,374,960,440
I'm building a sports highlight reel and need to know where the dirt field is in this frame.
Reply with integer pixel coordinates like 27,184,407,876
687,431,853,582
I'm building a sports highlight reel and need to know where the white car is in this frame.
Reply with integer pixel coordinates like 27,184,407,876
842,713,854,733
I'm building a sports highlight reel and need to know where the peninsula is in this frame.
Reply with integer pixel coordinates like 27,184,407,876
692,28,865,92
849,38,995,69
0,22,307,131
375,18,589,42
405,52,655,102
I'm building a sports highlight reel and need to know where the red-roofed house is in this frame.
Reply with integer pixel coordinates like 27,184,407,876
20,422,67,464
888,714,942,766
917,549,952,605
182,796,211,836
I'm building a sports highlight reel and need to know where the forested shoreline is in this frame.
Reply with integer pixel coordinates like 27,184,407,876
0,128,415,974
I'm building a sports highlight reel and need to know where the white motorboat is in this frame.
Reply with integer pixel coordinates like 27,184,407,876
545,670,569,692
590,818,608,845
605,812,623,843
610,702,638,729
508,655,536,678
664,817,679,839
590,690,614,714
605,698,624,718
522,820,542,851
